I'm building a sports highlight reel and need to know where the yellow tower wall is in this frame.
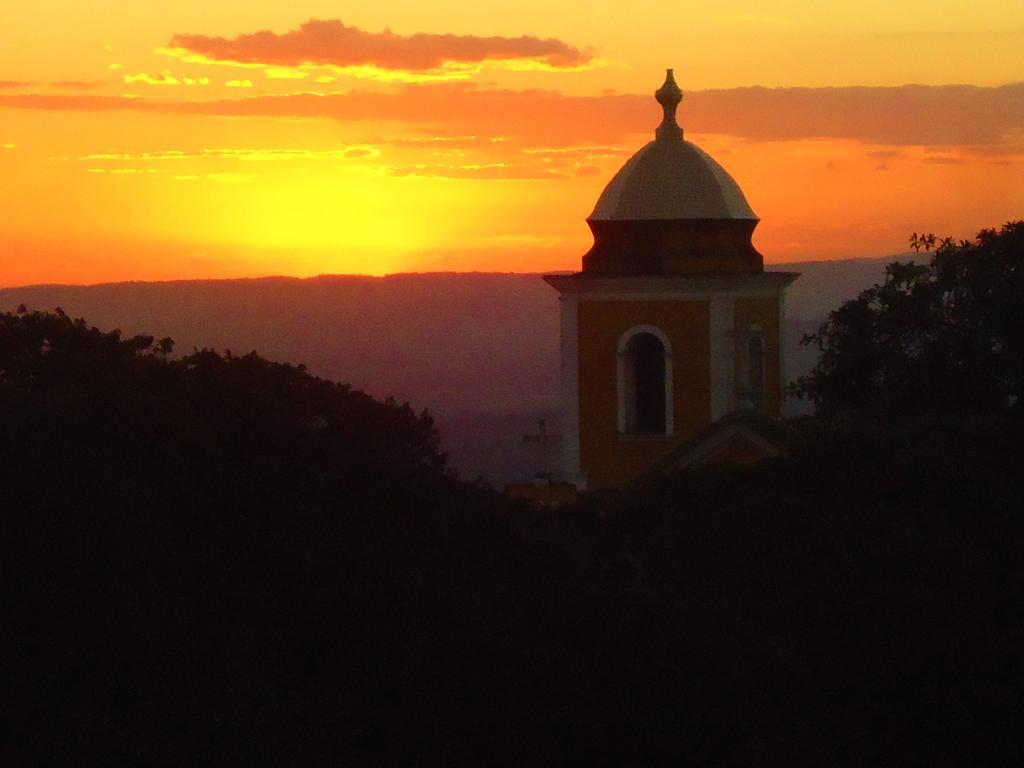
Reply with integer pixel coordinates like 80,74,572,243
577,299,711,488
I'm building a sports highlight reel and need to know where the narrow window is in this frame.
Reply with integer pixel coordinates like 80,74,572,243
623,332,667,435
747,335,765,412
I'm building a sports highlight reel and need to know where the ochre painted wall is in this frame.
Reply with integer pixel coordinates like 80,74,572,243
733,297,782,417
577,299,711,488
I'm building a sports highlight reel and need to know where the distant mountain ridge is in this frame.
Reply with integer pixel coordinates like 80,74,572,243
1,254,923,483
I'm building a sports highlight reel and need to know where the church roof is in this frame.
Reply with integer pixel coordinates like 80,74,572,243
647,409,794,475
589,70,757,223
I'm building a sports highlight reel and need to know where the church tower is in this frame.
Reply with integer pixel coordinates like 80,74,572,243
545,70,798,489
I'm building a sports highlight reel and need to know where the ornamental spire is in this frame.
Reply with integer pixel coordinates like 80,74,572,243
655,68,683,141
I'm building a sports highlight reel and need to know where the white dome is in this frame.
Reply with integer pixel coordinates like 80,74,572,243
590,139,757,221
590,68,757,223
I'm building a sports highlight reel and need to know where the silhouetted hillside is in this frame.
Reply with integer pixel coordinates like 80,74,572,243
1,256,919,483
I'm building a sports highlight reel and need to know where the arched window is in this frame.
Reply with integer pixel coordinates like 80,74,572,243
618,326,673,436
747,335,765,411
744,330,765,412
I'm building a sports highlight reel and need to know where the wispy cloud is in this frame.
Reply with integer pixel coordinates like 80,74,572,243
3,83,1022,150
124,72,210,86
62,139,613,181
86,167,158,174
922,154,965,164
523,145,632,159
686,84,1024,146
865,148,907,159
52,80,106,91
389,162,569,180
163,18,596,81
2,79,108,91
75,146,381,162
483,233,569,247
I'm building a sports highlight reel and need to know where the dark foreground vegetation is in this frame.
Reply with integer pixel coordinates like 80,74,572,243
4,224,1023,765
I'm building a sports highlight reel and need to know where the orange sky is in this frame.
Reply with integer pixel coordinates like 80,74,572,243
1,2,1022,286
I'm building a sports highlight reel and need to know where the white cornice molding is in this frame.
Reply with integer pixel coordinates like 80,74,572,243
544,272,798,301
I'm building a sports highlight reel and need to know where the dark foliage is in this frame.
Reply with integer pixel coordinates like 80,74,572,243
794,221,1024,423
3,308,1023,765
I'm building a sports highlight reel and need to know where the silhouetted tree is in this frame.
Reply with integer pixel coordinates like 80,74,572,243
793,221,1024,423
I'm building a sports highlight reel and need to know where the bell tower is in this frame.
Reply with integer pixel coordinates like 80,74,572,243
545,70,798,489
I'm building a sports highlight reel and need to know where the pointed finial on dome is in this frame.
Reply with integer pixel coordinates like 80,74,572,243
655,68,684,141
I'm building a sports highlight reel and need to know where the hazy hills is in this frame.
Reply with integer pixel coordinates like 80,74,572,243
1,254,919,483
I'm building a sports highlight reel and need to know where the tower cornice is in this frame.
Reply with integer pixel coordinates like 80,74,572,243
544,271,799,299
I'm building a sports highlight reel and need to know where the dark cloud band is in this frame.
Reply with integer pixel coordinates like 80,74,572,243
2,83,1021,148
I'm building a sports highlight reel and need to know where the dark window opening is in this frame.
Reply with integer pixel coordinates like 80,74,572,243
624,332,667,435
747,335,765,412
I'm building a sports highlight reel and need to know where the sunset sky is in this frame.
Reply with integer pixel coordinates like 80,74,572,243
1,1,1022,285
